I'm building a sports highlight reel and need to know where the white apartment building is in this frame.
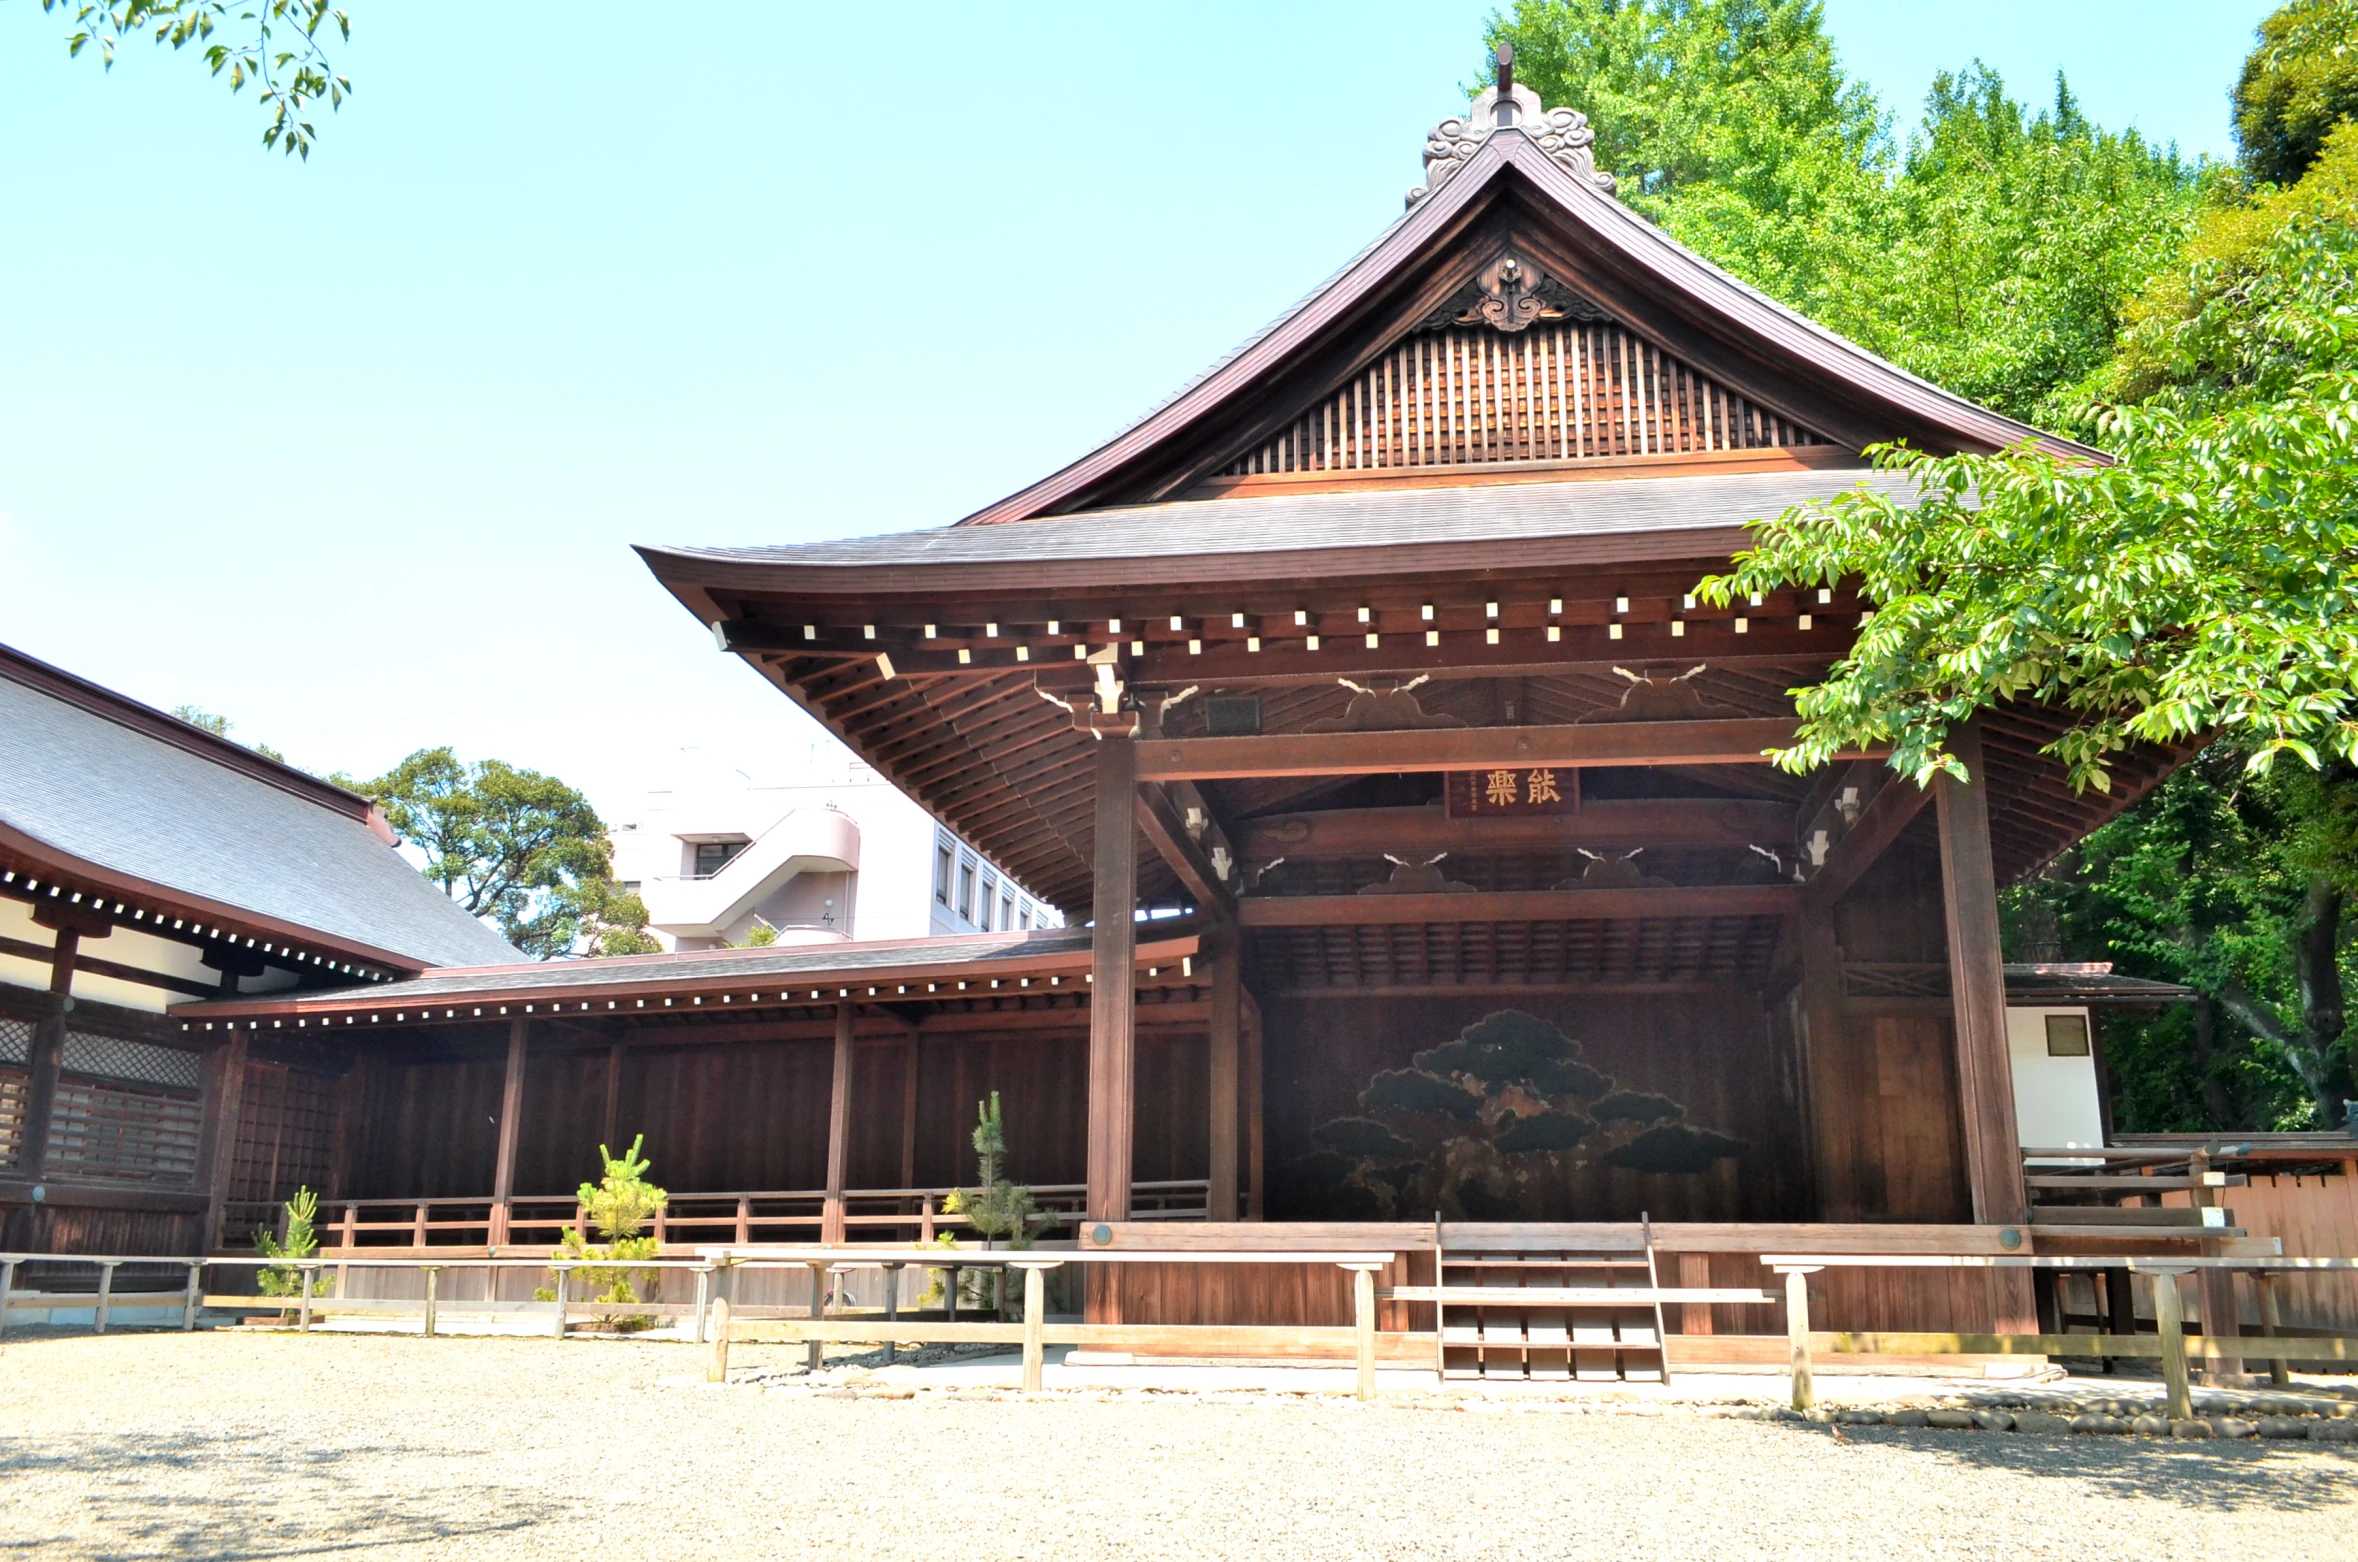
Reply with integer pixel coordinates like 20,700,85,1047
609,747,1060,951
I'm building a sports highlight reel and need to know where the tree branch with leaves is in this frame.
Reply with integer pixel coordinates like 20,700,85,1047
32,0,351,156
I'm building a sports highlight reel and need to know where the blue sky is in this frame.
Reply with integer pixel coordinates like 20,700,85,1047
0,1,2278,831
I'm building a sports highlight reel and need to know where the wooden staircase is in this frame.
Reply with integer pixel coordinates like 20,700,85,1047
1434,1221,1671,1384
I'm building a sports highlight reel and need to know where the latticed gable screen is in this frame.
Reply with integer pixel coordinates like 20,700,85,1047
1220,321,1828,477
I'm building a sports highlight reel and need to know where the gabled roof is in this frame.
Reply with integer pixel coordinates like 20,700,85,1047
958,126,2096,525
0,644,522,971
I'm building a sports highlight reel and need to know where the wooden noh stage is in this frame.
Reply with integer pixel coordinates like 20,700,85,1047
179,68,2255,1360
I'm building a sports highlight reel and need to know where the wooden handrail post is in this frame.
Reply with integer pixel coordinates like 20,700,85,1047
1348,1263,1379,1402
298,1265,315,1333
412,1203,427,1249
2259,1273,2290,1388
183,1261,201,1331
1021,1263,1048,1393
806,1262,826,1373
0,1257,14,1340
920,1194,935,1244
735,1196,751,1245
1782,1267,1820,1412
94,1260,117,1335
2147,1265,2193,1420
884,1261,902,1367
339,1203,357,1254
552,1266,569,1339
693,1264,712,1345
422,1265,440,1339
707,1295,732,1383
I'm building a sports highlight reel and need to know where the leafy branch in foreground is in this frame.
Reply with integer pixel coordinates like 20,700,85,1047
35,0,351,156
1698,383,2358,792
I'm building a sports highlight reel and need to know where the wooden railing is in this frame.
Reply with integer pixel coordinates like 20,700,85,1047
226,1180,1213,1254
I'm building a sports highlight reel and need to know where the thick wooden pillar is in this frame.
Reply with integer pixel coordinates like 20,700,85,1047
1795,917,1848,1220
1206,930,1241,1221
899,1037,920,1190
1935,717,2027,1226
16,928,78,1184
1242,992,1265,1220
822,1002,855,1243
601,1042,624,1149
200,1030,252,1252
1085,734,1139,1224
488,1017,528,1247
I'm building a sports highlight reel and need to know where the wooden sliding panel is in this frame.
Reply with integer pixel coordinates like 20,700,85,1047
1085,734,1139,1226
488,1017,527,1246
1207,933,1241,1222
821,1002,855,1244
199,1030,251,1252
1935,717,2027,1226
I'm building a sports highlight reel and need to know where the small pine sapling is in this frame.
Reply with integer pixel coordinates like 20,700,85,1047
941,1093,1040,1316
255,1186,332,1300
532,1135,668,1328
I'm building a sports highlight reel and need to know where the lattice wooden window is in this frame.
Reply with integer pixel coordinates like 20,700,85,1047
228,1062,338,1208
43,1078,202,1183
1220,322,1827,477
0,1015,29,1065
0,1067,26,1172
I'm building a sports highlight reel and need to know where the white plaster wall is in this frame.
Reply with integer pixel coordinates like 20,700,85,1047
2008,1005,2106,1150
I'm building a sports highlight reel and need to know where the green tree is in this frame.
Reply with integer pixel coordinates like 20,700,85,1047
254,1185,334,1299
29,0,352,156
335,748,646,959
2235,0,2358,186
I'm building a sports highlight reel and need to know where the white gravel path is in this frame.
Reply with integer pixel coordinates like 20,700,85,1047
3,1331,2353,1560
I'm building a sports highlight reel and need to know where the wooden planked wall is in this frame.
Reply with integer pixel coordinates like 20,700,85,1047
348,1024,1210,1202
1258,985,1814,1224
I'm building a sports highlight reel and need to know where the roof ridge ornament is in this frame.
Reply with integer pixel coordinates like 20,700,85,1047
1407,41,1617,209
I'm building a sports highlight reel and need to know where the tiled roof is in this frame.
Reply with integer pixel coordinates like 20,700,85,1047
1,649,521,970
654,467,1919,575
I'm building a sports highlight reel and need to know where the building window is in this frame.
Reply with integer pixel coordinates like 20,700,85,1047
694,840,747,878
2045,1014,2091,1057
958,859,976,922
1001,893,1014,930
1018,905,1032,930
934,846,953,906
979,875,997,931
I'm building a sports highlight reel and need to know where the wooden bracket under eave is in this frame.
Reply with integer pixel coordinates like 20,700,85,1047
1076,709,1141,739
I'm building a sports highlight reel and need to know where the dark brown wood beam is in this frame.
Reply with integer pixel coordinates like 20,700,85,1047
1138,718,1828,781
1236,799,1795,861
0,932,220,999
1135,782,1235,917
1235,884,1800,927
1802,768,1935,913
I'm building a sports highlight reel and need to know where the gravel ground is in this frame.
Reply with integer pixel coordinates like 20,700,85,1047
3,1331,2354,1561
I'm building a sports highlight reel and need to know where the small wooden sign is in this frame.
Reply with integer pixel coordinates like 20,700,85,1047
1445,766,1580,817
